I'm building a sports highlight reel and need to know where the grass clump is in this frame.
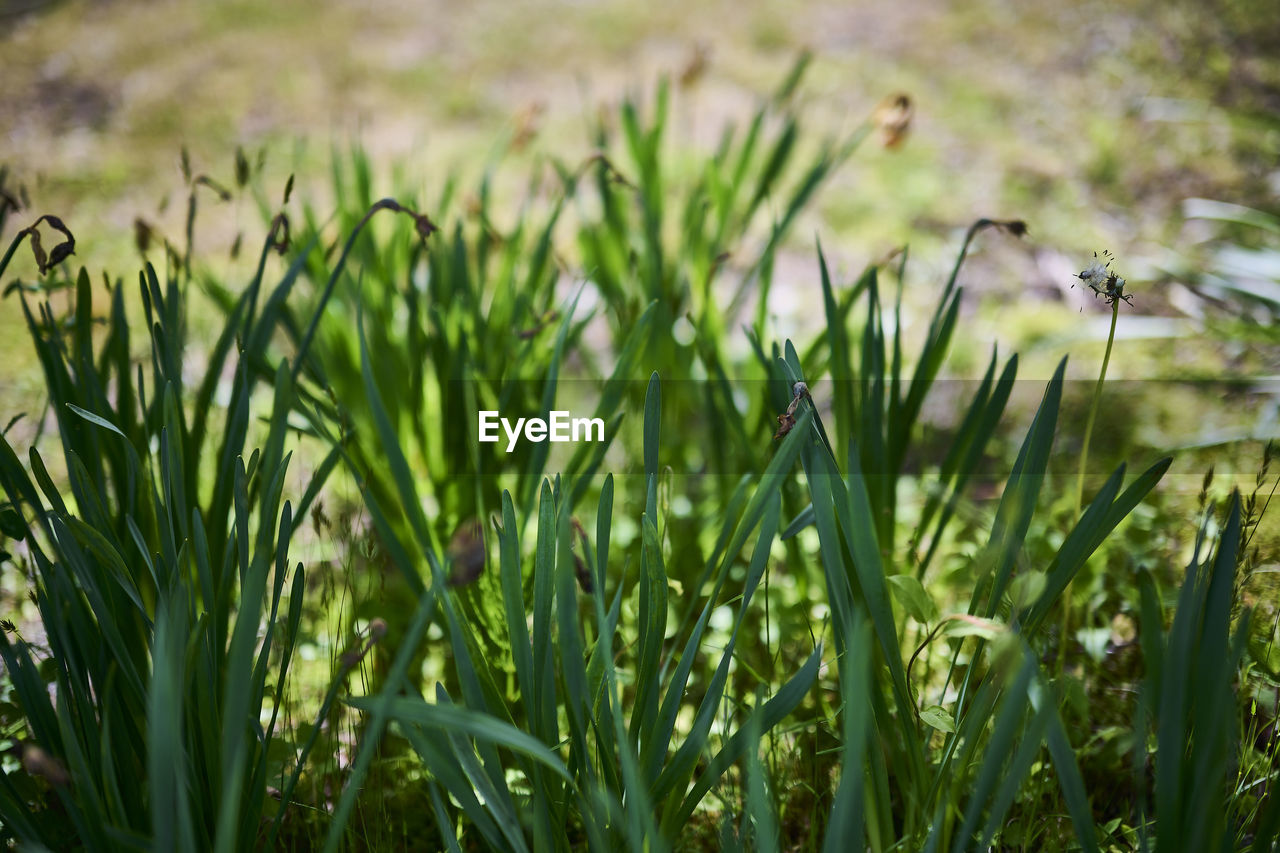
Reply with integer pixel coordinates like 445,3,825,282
0,210,336,847
0,63,1277,852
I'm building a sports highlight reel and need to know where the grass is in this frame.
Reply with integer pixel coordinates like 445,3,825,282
0,226,323,849
1,57,1279,851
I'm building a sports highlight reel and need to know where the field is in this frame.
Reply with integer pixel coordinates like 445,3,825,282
1,1,1279,850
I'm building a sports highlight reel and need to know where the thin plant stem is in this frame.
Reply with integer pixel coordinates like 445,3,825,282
1076,300,1120,515
1062,298,1120,678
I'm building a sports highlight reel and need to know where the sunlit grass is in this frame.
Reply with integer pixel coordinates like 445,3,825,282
0,55,1277,852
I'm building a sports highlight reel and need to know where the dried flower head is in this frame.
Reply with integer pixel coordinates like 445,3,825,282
1075,250,1132,306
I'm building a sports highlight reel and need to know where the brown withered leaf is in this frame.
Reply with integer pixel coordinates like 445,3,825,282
773,381,811,441
411,211,438,241
873,92,913,149
574,553,594,593
774,412,796,440
47,244,75,270
27,227,45,272
21,215,76,275
679,41,711,88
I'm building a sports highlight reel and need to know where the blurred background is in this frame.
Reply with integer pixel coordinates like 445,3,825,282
2,0,1279,474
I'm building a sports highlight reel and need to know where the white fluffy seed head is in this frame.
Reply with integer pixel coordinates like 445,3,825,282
1077,250,1115,291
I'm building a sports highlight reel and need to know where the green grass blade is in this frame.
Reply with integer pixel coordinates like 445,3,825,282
665,643,823,834
981,357,1065,615
822,615,873,853
651,493,781,808
346,695,573,782
149,592,197,853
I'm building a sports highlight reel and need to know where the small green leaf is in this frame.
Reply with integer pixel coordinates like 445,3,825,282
943,615,1004,640
0,506,25,539
1008,571,1047,611
1076,627,1112,663
886,574,937,623
66,403,126,438
919,705,955,734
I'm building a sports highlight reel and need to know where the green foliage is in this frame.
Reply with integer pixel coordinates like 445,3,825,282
0,211,335,847
0,61,1276,852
